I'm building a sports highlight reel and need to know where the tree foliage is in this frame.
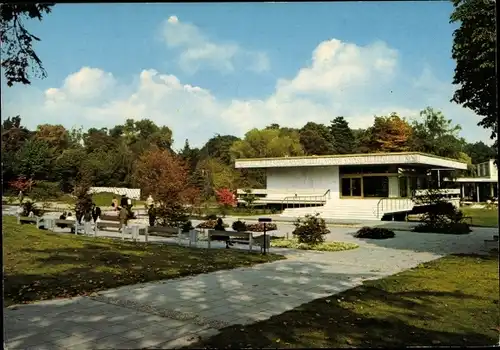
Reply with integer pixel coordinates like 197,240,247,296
362,113,413,152
329,117,355,154
0,4,55,86
230,127,304,159
450,0,497,149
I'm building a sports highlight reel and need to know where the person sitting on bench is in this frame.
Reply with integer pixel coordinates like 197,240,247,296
57,212,69,229
211,218,233,249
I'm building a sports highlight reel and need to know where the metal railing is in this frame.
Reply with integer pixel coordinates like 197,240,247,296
281,189,331,211
375,197,414,219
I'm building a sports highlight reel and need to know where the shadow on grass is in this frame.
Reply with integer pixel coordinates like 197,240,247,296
186,254,499,348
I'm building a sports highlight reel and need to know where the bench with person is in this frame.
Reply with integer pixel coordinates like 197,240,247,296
207,218,270,252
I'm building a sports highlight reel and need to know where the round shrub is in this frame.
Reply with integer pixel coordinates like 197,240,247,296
354,227,395,239
292,213,330,245
181,220,194,233
232,220,247,232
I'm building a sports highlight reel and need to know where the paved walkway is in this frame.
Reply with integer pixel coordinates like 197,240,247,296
4,214,497,349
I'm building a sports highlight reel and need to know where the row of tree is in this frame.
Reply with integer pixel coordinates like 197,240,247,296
2,107,496,204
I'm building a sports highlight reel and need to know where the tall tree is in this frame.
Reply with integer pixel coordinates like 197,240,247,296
200,134,240,165
363,113,413,152
299,122,335,155
230,127,304,159
450,0,497,150
1,4,55,86
329,117,355,154
409,107,465,159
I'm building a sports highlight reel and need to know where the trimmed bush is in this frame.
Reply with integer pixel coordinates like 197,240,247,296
21,201,42,217
196,220,229,229
181,220,194,233
414,222,471,235
292,213,330,245
354,227,395,239
204,213,218,220
232,220,247,232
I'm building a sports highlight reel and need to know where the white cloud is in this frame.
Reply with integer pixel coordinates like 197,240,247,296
3,37,492,150
162,15,270,74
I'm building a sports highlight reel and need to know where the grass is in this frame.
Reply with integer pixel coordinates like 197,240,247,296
461,207,498,227
191,254,499,348
2,216,284,306
271,239,359,252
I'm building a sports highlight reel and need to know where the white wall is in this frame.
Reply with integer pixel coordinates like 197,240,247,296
489,160,498,180
266,166,339,197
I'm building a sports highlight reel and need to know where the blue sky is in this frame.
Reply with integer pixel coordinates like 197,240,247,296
2,2,491,150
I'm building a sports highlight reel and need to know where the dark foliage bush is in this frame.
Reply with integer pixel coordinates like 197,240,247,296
196,219,229,229
204,213,218,220
21,200,41,217
232,220,247,232
181,220,194,233
292,213,330,245
354,227,395,239
246,223,277,232
414,222,471,235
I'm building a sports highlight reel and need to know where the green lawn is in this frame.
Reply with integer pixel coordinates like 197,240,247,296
191,254,499,348
461,207,498,227
3,216,284,306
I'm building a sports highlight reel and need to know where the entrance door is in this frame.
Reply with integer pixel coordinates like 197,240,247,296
341,177,362,197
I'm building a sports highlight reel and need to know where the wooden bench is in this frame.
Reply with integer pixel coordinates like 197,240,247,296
207,230,270,252
17,216,39,225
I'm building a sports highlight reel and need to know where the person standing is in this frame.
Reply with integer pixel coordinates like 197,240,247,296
146,195,154,208
18,190,24,204
118,206,128,232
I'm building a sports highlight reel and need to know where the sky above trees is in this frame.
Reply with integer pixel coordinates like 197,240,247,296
1,2,493,150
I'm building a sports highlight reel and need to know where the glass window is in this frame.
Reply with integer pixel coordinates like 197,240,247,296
351,178,362,197
341,178,351,196
363,176,389,197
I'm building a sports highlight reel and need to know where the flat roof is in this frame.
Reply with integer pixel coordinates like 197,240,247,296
234,152,467,170
444,177,498,183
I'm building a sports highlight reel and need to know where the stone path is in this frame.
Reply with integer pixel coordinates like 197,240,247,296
4,215,497,349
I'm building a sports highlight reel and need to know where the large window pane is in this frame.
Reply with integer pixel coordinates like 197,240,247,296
341,178,351,196
351,178,362,196
363,176,389,197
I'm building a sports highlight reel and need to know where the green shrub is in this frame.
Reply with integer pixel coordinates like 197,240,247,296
181,220,194,233
292,213,330,245
196,220,229,229
29,181,62,202
414,222,471,235
246,223,277,232
354,227,396,239
21,201,42,217
204,213,218,220
232,220,247,232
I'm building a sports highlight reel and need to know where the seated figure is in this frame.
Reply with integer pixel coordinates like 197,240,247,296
211,218,233,249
